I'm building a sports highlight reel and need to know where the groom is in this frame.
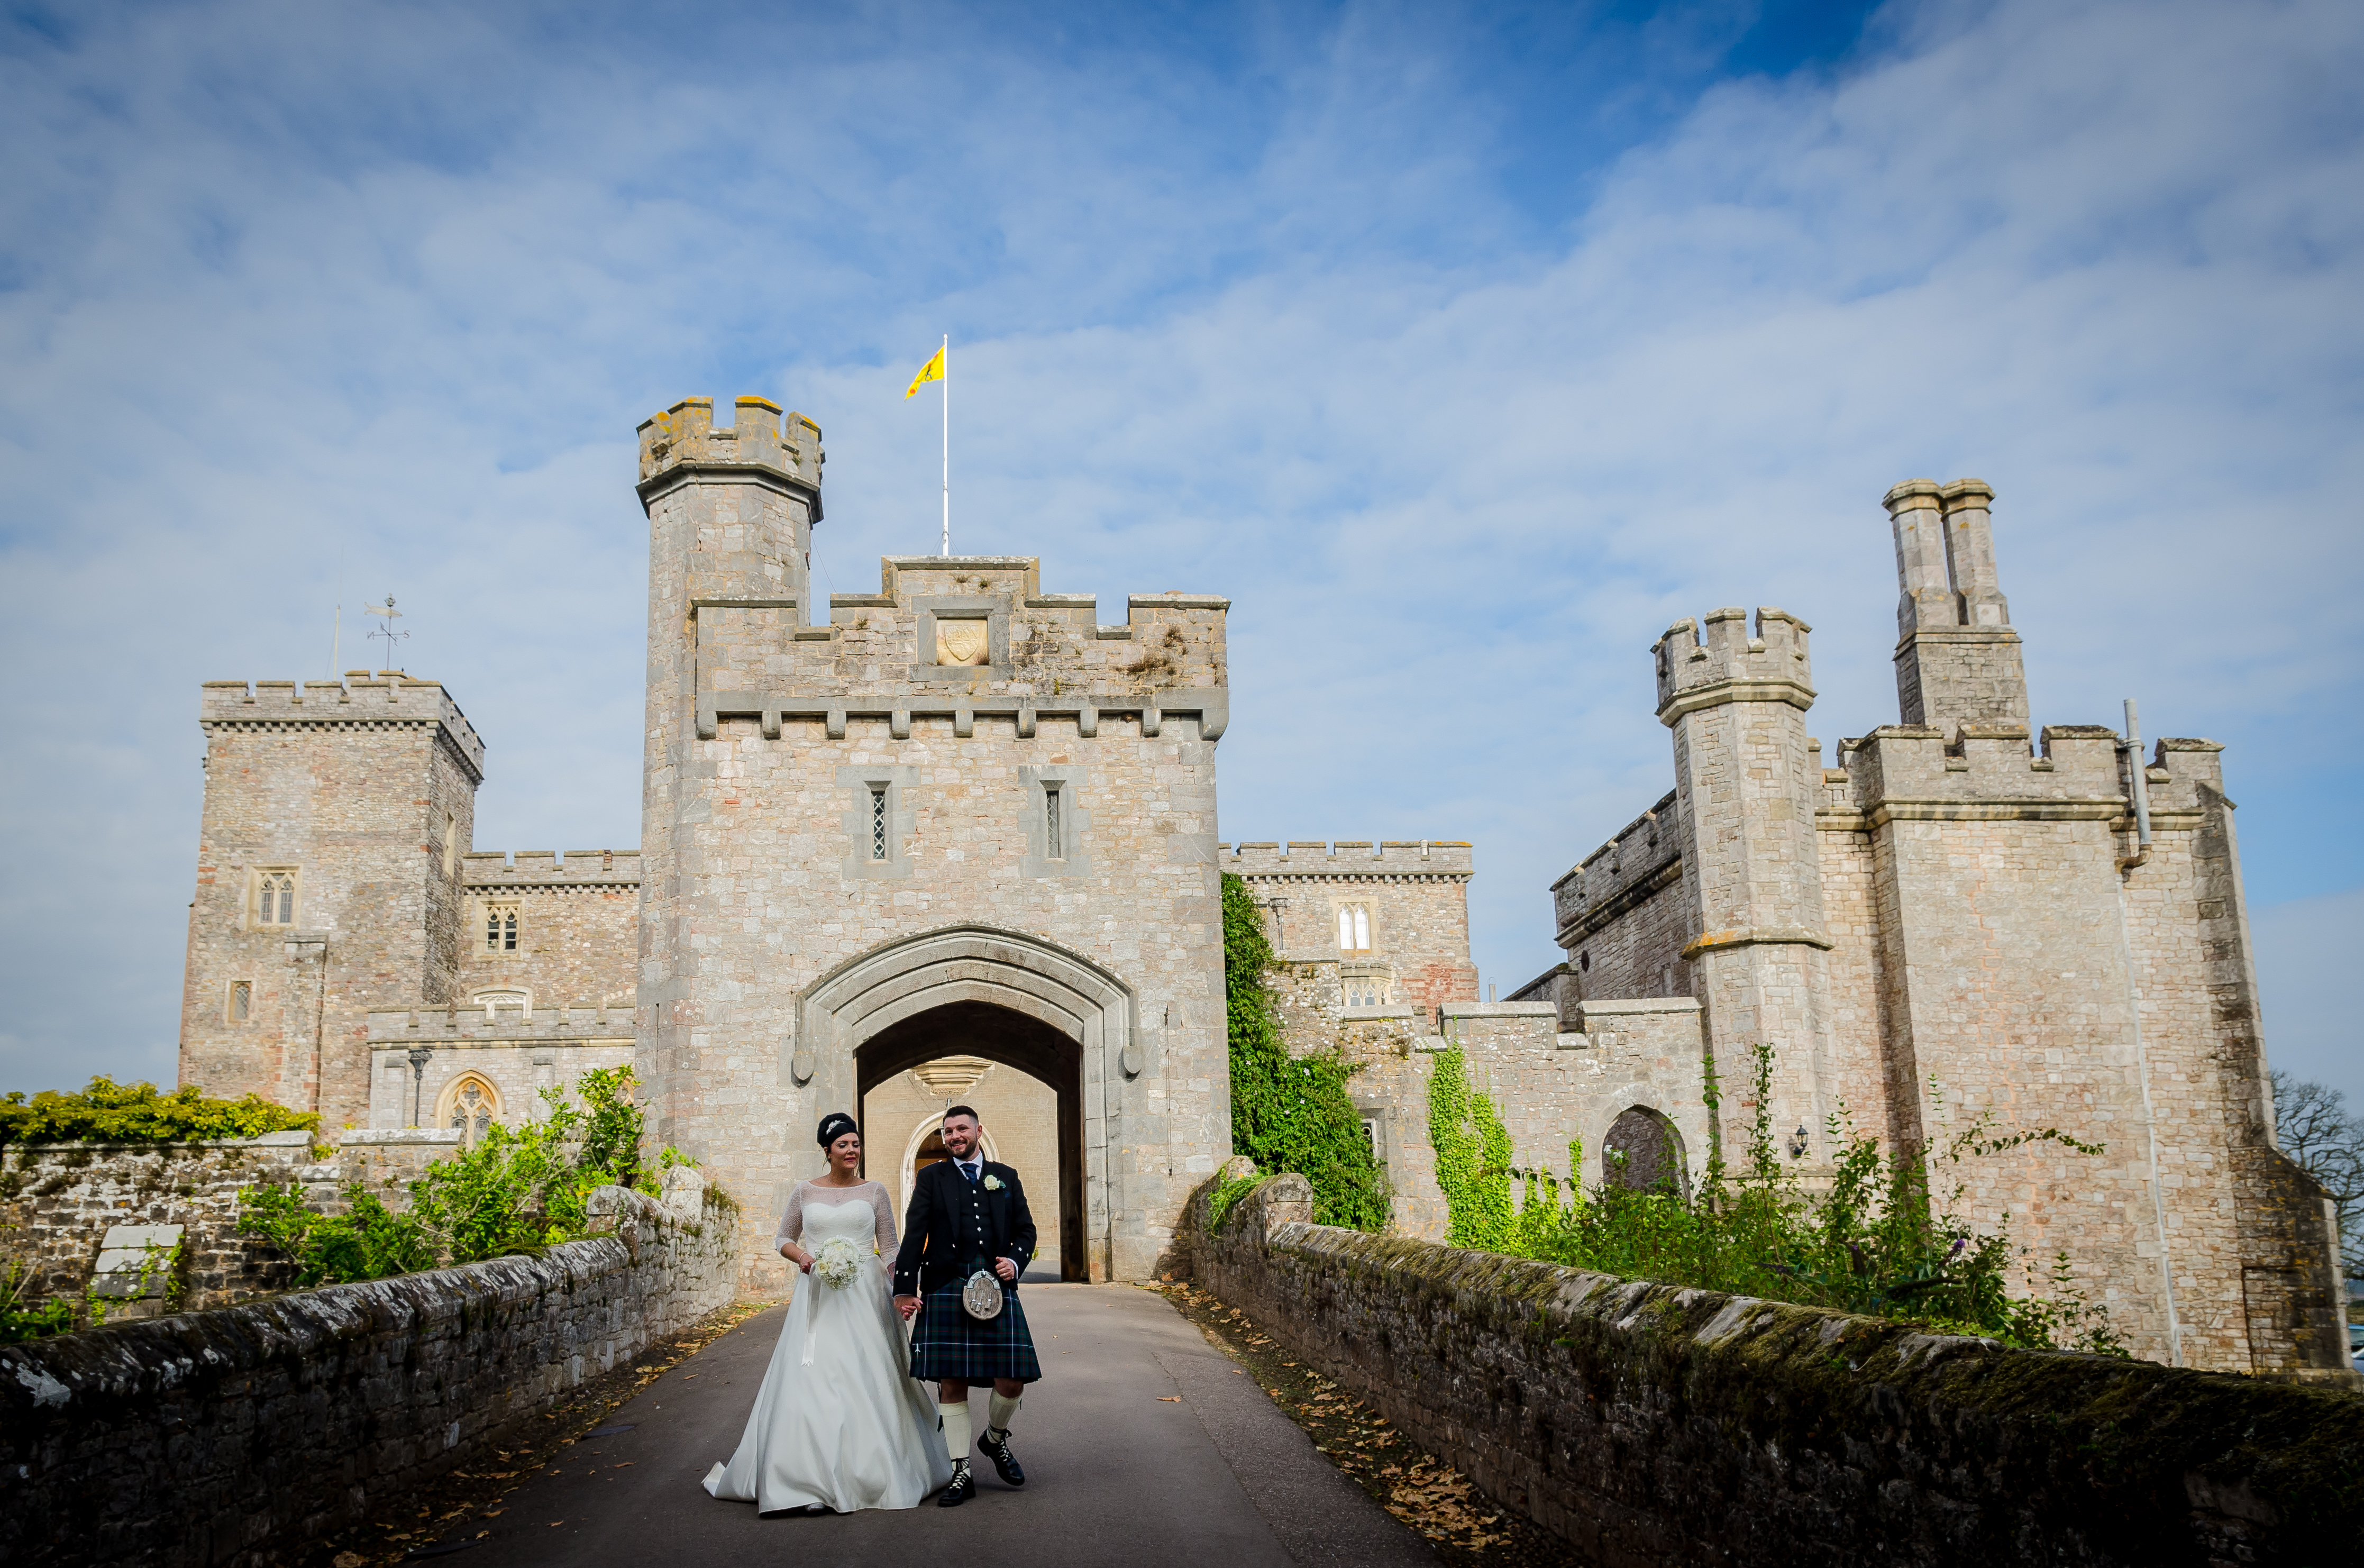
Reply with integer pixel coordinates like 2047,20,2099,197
892,1104,1043,1507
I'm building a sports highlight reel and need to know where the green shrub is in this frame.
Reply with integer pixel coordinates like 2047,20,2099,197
1202,1169,1264,1233
1,1077,318,1147
236,1183,433,1287
1221,873,1387,1230
239,1063,694,1288
1431,1041,2125,1354
1,1249,75,1343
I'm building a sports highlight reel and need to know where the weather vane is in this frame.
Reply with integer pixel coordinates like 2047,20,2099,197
363,595,408,671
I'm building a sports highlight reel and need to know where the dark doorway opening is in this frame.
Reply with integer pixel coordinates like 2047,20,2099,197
855,998,1088,1282
1602,1105,1687,1197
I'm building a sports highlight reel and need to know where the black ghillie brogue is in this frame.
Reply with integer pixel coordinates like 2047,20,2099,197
979,1428,1026,1487
937,1465,975,1507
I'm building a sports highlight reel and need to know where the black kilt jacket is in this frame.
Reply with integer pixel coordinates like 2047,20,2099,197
890,1156,1037,1300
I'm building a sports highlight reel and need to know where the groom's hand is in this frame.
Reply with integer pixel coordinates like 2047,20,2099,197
993,1256,1017,1282
893,1294,920,1321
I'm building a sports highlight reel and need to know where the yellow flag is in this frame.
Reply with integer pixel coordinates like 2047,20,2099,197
905,344,946,398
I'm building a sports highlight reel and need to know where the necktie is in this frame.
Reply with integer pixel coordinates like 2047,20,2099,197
962,1160,979,1183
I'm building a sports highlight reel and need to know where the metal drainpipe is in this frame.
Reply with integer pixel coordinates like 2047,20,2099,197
2119,698,2153,871
2113,696,2183,1363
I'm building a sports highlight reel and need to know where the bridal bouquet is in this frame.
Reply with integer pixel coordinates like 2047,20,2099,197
811,1236,864,1290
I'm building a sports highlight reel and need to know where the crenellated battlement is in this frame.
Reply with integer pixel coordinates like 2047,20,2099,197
199,674,486,779
1652,607,1814,724
636,395,822,498
692,553,1231,738
1220,841,1471,878
460,849,641,888
1551,790,1684,941
366,1000,633,1043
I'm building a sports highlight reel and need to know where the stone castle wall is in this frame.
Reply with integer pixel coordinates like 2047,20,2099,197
1222,840,1479,1016
178,676,485,1133
1522,479,2351,1375
1183,1174,2364,1568
1547,791,1694,1006
364,1000,635,1131
458,849,640,1008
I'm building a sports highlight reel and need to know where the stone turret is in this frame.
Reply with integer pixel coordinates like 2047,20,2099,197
1653,607,1834,1166
636,396,825,1160
1884,478,2029,734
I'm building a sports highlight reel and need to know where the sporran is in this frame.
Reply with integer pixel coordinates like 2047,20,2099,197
962,1268,1005,1321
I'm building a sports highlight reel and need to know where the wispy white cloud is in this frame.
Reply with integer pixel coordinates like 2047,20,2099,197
1,0,2358,1091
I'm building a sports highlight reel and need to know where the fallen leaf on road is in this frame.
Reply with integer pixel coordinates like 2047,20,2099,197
1156,1396,1181,1402
333,1554,365,1567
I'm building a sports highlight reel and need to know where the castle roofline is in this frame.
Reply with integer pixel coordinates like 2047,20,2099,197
199,676,485,781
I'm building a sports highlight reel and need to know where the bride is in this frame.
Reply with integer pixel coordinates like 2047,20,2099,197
704,1113,953,1513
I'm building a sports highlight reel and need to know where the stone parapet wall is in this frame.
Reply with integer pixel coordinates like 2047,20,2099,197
0,1133,328,1315
1183,1175,2364,1568
0,1131,552,1317
0,1173,737,1568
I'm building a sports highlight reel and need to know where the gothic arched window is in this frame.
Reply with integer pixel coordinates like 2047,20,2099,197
441,1075,501,1146
256,871,297,927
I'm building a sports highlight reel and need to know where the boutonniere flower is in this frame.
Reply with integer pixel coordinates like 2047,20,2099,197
982,1174,1004,1191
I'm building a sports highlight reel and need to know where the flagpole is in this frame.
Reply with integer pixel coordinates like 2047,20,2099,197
940,334,950,557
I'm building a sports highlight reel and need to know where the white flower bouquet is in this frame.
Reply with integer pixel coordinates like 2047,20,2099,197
811,1236,864,1289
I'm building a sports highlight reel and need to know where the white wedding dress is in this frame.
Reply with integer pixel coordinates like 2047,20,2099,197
703,1179,953,1512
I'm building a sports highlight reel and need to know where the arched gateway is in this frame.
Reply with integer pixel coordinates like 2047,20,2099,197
799,926,1126,1281
632,396,1232,1292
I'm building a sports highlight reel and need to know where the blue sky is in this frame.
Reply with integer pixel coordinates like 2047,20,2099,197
3,0,2360,1106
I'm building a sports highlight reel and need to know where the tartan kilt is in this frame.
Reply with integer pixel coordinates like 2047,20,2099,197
908,1274,1042,1384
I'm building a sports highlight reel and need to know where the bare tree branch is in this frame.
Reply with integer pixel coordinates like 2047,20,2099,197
2271,1070,2364,1279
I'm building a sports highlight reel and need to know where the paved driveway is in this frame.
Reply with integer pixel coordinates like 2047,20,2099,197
480,1283,1434,1567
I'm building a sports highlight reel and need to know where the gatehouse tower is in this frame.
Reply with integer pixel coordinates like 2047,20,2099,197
633,396,1233,1290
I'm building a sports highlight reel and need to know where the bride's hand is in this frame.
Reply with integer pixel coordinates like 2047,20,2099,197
782,1244,813,1273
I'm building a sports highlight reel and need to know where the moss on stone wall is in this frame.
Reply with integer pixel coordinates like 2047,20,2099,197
1185,1187,2363,1565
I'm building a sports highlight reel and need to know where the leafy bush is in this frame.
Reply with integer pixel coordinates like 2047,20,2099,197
239,1064,690,1288
1221,873,1387,1230
1,1077,318,1147
236,1182,434,1287
2,1253,75,1343
1429,1041,2125,1354
1202,1169,1264,1233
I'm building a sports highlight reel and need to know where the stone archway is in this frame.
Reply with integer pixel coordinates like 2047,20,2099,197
793,925,1133,1281
1602,1105,1687,1197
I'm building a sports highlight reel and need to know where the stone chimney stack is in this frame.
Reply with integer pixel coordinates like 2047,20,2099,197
1883,478,2029,734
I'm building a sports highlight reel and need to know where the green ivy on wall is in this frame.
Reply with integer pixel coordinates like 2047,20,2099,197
1426,1040,1516,1251
1220,872,1386,1230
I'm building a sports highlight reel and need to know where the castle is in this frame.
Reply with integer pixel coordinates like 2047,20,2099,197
174,400,2347,1373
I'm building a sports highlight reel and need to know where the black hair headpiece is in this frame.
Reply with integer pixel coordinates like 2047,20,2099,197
816,1111,859,1148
